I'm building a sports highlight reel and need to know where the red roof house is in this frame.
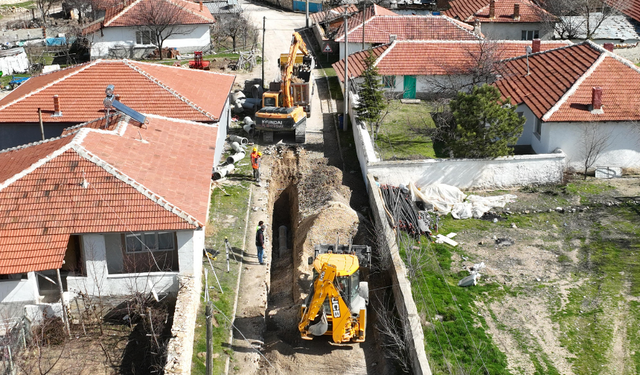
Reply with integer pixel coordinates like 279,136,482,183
335,13,483,59
333,39,571,98
0,113,216,301
443,0,556,40
0,59,235,154
494,41,640,170
82,0,214,59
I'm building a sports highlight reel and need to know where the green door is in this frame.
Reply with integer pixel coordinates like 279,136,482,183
403,75,416,99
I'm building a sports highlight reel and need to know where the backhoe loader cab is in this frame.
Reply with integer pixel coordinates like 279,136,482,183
299,244,371,343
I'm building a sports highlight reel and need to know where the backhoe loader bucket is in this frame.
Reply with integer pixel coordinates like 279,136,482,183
308,310,328,336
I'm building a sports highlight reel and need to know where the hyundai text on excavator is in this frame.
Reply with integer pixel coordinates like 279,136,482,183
255,32,314,143
298,243,371,343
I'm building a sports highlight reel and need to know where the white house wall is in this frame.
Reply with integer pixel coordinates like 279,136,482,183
339,41,373,60
515,104,535,146
541,121,640,170
481,22,552,40
376,74,474,98
0,272,39,303
89,24,211,59
67,230,201,296
213,100,230,167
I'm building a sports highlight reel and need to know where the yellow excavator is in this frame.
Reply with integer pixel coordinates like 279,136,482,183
298,243,371,343
255,32,313,143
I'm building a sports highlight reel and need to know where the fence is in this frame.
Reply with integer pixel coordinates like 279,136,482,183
0,317,29,375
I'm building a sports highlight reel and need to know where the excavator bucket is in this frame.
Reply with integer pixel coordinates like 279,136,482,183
308,310,328,336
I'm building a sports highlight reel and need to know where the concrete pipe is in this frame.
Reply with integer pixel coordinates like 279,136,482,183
230,141,243,153
231,90,246,103
279,225,287,258
229,135,248,145
226,151,246,164
213,164,235,180
243,116,255,126
243,123,254,134
232,102,244,114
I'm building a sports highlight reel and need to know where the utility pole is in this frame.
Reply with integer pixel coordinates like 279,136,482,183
362,1,366,50
343,11,349,131
262,16,266,89
305,0,309,28
205,302,213,375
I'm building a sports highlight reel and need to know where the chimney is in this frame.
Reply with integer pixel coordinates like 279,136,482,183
513,3,520,20
604,43,614,52
53,95,62,117
115,94,121,102
489,0,495,18
532,38,541,53
591,87,603,113
389,34,397,43
199,0,203,11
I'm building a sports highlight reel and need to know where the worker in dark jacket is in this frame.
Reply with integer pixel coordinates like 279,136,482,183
255,221,266,265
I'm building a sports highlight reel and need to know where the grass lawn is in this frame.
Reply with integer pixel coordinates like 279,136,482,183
375,100,441,160
191,136,253,374
395,178,640,375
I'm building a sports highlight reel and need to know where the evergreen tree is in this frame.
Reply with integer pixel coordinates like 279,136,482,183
442,84,524,158
356,51,386,139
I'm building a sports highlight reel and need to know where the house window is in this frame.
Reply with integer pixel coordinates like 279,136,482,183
126,232,175,252
521,30,540,40
135,30,153,45
534,117,542,139
382,75,396,89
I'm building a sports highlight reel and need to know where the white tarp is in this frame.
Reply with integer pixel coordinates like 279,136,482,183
410,182,516,219
0,48,29,75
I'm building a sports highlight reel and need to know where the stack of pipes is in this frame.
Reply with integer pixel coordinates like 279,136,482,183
380,184,433,238
212,135,249,180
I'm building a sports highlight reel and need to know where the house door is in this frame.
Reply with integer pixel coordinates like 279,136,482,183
403,75,416,99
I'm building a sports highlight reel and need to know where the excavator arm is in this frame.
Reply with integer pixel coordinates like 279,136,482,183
298,263,359,343
282,32,309,108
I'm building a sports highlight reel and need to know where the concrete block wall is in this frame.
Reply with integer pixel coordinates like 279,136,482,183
367,174,432,375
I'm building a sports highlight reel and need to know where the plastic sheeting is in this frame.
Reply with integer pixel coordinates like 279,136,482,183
410,182,516,219
0,48,29,75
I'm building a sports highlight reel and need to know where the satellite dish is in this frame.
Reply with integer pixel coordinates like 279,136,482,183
525,46,532,54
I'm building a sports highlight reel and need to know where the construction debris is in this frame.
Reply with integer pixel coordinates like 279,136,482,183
380,184,436,237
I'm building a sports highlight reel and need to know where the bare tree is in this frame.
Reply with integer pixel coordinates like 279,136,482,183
35,0,56,25
133,0,198,59
212,13,258,52
534,0,627,40
579,122,612,179
423,40,506,98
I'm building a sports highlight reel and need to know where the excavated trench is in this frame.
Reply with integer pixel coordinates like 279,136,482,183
258,146,402,374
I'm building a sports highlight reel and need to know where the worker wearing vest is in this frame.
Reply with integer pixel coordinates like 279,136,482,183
250,147,262,183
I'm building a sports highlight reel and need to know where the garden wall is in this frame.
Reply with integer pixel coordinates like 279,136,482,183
366,173,432,375
348,93,567,190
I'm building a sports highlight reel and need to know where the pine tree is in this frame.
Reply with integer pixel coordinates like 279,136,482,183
442,84,524,158
356,51,386,139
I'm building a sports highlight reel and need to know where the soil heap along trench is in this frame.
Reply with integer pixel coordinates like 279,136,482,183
260,146,369,374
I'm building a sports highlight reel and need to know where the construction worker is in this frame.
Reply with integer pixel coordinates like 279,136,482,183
250,147,262,183
255,221,266,265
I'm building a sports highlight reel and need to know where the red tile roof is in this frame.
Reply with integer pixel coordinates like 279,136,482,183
0,59,235,124
0,114,217,274
335,15,480,43
334,39,571,81
608,0,640,23
310,4,359,25
444,0,550,23
83,0,214,35
495,41,640,122
334,4,398,40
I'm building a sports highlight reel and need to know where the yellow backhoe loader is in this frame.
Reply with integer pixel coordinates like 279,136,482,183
298,243,371,343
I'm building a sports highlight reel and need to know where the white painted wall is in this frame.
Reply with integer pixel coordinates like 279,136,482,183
348,95,565,190
213,100,230,167
0,272,39,303
368,152,566,190
535,120,640,170
515,103,535,146
89,24,211,59
339,41,373,60
481,22,553,40
67,229,201,296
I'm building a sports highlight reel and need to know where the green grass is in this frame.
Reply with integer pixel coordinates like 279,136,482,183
399,235,510,374
375,101,440,160
0,1,33,8
0,73,30,89
191,145,253,374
